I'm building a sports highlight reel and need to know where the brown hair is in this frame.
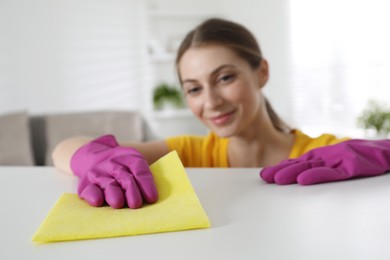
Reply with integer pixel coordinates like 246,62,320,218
176,18,290,132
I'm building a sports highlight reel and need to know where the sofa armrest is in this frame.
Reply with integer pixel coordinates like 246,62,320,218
0,111,34,166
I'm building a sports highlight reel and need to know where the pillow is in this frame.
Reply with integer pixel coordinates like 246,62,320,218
44,111,144,165
0,111,34,165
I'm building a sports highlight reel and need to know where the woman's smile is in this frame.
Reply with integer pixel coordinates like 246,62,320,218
209,110,236,126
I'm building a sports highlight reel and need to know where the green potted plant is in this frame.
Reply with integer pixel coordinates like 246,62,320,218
153,83,185,110
357,100,390,138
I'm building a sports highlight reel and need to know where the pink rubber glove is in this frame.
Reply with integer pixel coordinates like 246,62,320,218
260,139,390,185
70,135,158,209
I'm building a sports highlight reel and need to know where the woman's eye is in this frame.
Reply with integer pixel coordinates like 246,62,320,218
186,86,202,95
218,74,235,84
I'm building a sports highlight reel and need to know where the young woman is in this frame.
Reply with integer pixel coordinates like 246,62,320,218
52,18,390,209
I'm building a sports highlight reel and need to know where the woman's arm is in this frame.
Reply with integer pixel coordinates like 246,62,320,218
260,139,390,185
52,136,170,175
52,136,92,174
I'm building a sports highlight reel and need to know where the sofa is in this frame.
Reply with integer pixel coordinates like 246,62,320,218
0,110,156,166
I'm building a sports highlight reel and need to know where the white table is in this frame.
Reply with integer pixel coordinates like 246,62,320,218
1,166,390,260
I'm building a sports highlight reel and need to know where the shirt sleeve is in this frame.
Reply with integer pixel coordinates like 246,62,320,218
289,129,350,158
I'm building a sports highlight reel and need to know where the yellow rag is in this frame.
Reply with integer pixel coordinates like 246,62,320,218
32,151,210,243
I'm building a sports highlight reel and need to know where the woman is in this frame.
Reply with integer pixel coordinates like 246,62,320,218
52,18,390,209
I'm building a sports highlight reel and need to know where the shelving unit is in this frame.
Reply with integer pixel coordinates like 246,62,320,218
144,5,222,137
145,8,220,85
153,108,193,120
152,108,208,138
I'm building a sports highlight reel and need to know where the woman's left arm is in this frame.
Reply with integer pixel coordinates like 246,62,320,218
260,139,390,185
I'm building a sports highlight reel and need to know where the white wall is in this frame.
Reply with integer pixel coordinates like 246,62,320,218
0,0,149,114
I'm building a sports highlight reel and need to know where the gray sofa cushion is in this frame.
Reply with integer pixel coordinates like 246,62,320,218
0,111,34,165
44,111,144,165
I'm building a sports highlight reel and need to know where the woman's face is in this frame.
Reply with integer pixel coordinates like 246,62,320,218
178,45,268,138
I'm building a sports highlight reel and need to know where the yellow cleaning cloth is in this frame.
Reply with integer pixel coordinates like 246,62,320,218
32,151,210,243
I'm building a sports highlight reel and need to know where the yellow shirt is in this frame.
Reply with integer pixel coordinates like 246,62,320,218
165,130,349,167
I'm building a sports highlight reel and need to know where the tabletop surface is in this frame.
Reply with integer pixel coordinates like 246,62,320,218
1,166,390,260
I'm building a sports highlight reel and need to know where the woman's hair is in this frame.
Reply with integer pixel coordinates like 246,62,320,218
176,18,290,132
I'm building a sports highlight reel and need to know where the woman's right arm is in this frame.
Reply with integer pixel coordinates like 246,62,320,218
51,136,170,175
52,136,93,174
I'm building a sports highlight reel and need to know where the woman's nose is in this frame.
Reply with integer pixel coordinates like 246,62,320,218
204,88,223,109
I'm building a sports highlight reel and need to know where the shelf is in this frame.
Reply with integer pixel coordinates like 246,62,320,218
152,108,193,120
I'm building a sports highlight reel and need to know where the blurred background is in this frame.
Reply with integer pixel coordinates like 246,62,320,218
1,0,390,139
